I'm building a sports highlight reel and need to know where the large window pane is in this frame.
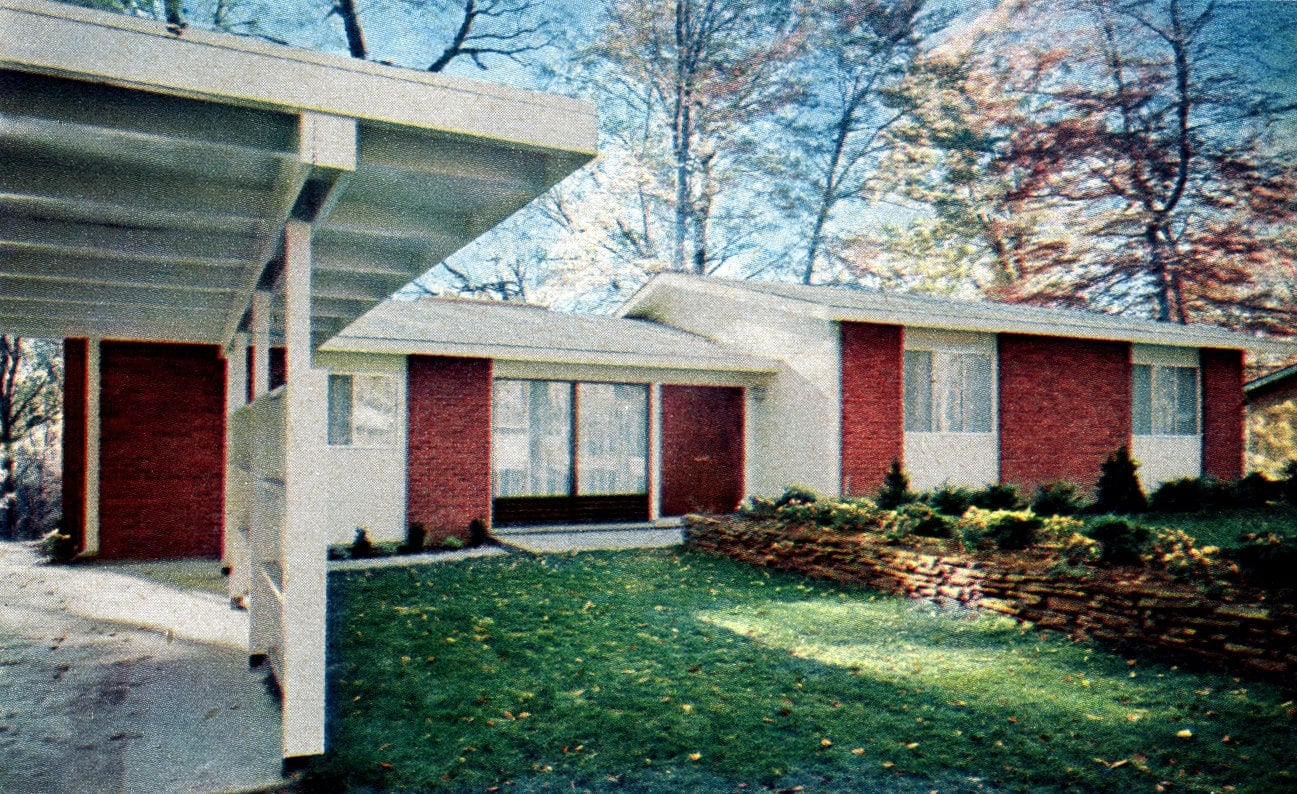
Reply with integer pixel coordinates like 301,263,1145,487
935,351,965,431
351,375,396,446
1153,365,1177,435
327,374,353,446
904,350,933,432
1175,366,1199,435
492,380,572,497
1132,364,1153,435
963,354,994,432
577,383,648,495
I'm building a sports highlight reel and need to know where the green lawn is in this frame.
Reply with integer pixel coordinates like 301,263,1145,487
311,550,1296,792
1139,506,1297,549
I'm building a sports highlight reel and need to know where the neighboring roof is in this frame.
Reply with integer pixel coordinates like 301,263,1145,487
0,0,596,347
1245,362,1297,396
322,298,780,373
620,273,1297,354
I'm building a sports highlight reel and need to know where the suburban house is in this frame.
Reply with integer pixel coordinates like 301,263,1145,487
64,275,1297,562
1244,361,1297,475
5,0,1295,768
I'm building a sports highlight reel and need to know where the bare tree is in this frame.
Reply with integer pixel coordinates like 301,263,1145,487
0,337,60,540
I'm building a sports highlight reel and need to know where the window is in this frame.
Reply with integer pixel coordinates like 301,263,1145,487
492,380,573,497
1133,364,1199,436
577,383,649,495
327,373,396,446
904,350,993,433
491,380,649,498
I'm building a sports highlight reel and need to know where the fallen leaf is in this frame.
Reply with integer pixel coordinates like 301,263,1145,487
821,738,833,747
688,752,701,761
851,748,866,755
1176,728,1194,739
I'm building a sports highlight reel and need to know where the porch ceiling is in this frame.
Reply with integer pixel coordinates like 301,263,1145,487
0,0,596,348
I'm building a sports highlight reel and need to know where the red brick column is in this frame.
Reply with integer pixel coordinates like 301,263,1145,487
840,322,904,495
98,342,227,559
1201,348,1245,481
998,335,1131,493
62,339,88,551
660,385,745,516
406,355,492,542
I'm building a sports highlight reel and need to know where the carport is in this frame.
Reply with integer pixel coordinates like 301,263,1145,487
0,0,595,761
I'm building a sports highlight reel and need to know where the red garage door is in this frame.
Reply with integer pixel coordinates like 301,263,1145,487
660,385,745,516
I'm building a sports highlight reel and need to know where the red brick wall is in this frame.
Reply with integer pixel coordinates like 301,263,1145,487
1202,348,1245,480
661,385,745,516
840,322,904,495
998,335,1132,493
98,342,227,559
62,339,88,551
406,355,492,541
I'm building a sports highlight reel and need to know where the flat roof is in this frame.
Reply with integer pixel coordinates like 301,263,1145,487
1245,362,1297,395
0,0,597,347
322,298,780,373
621,274,1297,354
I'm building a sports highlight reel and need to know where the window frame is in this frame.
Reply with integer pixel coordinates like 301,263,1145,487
326,371,398,449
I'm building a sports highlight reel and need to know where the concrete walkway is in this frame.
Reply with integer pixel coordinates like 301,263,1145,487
493,522,684,554
0,542,288,794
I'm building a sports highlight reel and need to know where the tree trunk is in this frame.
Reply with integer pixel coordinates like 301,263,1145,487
336,0,368,59
672,0,693,273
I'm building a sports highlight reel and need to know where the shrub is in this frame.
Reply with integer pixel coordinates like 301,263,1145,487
1149,477,1212,513
738,495,779,521
882,503,954,542
1095,446,1147,514
469,518,489,547
971,483,1022,511
876,460,916,510
1141,527,1230,583
822,498,883,533
1230,532,1297,589
1031,481,1086,516
926,485,974,517
1233,471,1281,508
1085,516,1152,566
400,522,426,555
957,507,1041,551
442,535,466,550
775,485,819,507
1283,460,1297,505
1038,515,1102,564
350,528,376,559
40,526,77,564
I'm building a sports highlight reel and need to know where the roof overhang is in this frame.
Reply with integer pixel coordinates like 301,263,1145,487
621,274,1297,355
0,0,597,347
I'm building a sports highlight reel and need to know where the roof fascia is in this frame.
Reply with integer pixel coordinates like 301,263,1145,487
0,0,597,157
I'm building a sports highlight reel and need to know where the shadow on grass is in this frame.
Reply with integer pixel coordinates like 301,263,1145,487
309,549,1296,793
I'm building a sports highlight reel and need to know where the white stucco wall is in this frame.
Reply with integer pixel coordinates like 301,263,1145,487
903,328,999,491
313,351,408,545
1131,344,1202,491
625,285,842,497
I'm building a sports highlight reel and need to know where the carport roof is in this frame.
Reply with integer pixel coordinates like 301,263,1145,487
322,297,780,373
0,0,596,347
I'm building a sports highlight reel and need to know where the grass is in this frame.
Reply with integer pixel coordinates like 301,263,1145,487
1137,505,1297,549
311,549,1297,792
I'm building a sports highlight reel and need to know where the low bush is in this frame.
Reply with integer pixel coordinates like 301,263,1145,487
1148,473,1280,513
1030,481,1086,516
1038,515,1101,564
740,487,882,533
442,535,466,550
957,507,1042,551
350,528,376,559
882,502,954,542
1233,471,1281,508
1148,477,1215,513
40,526,77,564
877,459,917,510
1094,446,1147,514
1084,516,1152,566
399,522,426,555
1141,527,1229,583
926,485,975,517
1230,532,1297,589
970,483,1022,511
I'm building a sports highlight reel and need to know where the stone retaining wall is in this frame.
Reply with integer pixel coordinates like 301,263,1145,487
685,516,1297,685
